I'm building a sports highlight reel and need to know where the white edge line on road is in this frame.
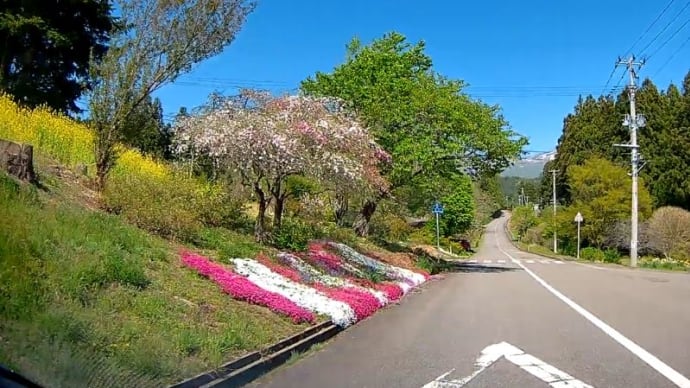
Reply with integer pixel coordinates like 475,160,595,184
495,231,690,388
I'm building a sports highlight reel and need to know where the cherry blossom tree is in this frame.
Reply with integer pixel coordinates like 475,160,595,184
172,90,390,241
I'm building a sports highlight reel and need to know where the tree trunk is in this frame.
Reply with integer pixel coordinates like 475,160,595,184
353,199,378,237
254,184,268,242
334,191,349,226
273,195,285,230
0,140,37,183
94,124,117,191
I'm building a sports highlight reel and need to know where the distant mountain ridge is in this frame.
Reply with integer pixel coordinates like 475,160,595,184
500,150,556,178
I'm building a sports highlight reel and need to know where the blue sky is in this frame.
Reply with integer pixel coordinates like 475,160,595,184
153,0,690,154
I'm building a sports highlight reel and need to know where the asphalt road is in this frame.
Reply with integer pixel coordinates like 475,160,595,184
249,213,690,388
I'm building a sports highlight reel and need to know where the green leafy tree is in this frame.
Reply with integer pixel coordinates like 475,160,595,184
510,205,539,241
0,0,115,114
301,32,526,236
87,0,256,190
119,94,172,159
567,156,652,248
436,175,475,237
544,94,629,204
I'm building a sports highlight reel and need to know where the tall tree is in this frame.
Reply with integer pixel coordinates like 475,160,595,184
87,0,256,190
119,94,172,159
172,91,389,241
301,32,526,236
545,93,629,204
0,0,115,114
567,156,652,248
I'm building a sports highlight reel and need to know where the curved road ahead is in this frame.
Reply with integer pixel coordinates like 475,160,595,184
250,213,690,388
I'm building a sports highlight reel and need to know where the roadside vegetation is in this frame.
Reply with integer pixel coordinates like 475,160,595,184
504,72,690,271
0,1,524,386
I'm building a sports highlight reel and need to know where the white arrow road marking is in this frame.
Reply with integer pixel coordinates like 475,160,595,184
422,341,593,388
495,226,690,388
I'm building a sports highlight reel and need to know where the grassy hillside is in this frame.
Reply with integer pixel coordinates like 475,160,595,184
0,94,444,387
0,170,309,387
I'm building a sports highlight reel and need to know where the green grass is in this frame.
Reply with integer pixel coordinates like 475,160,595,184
0,172,307,387
513,240,689,272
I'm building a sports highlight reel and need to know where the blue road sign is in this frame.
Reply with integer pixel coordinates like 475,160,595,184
432,202,444,214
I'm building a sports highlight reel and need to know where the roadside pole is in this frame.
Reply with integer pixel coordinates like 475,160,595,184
574,212,583,260
432,201,444,250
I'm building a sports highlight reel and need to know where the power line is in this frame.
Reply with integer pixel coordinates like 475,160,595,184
638,1,690,56
624,0,677,56
600,67,621,96
646,16,690,59
652,34,690,76
611,68,629,92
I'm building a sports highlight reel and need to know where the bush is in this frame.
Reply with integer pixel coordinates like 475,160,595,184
104,172,201,241
580,247,605,262
603,248,621,264
319,222,358,245
104,168,247,241
271,217,321,252
370,212,413,242
646,206,690,261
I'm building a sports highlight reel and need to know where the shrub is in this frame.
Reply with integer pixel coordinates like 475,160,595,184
319,222,358,245
103,172,201,241
646,206,690,261
271,218,321,252
370,212,413,242
580,247,605,262
603,248,621,264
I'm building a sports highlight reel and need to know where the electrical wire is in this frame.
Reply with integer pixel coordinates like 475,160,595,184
624,0,677,56
638,1,690,56
646,17,690,59
652,34,690,76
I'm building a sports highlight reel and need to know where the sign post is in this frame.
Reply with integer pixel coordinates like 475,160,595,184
432,201,444,249
574,212,583,259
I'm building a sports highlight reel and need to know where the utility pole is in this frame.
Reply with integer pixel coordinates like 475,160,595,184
551,170,557,253
614,56,646,268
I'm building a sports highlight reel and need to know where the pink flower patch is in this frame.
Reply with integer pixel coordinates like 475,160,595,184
255,253,304,283
181,251,315,324
312,284,381,321
306,243,345,275
372,282,404,301
346,276,403,302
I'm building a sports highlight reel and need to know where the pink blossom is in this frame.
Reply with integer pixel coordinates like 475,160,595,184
180,251,315,324
256,253,304,283
305,242,345,275
312,284,381,321
346,276,404,302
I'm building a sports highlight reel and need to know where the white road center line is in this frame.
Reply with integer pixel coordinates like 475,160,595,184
495,230,690,388
526,260,535,264
483,260,492,264
497,259,506,264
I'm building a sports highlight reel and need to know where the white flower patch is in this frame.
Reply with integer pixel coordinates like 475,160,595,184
277,253,389,306
231,258,357,327
329,243,427,287
396,281,412,295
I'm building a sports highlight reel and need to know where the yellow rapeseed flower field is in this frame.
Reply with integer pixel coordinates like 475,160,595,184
0,93,171,181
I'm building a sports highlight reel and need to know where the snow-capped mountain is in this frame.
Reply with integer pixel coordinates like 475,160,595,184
500,150,557,178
